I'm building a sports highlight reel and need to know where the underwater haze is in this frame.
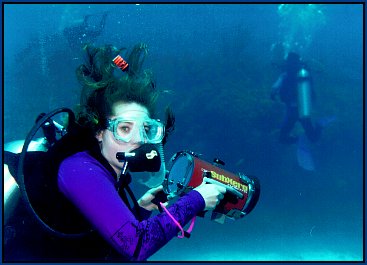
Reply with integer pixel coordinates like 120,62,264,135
3,3,364,262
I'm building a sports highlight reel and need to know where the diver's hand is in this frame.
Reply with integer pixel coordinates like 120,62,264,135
138,185,167,211
194,182,226,211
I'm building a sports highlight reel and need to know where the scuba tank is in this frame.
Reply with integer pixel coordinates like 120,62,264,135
4,138,48,225
297,68,312,118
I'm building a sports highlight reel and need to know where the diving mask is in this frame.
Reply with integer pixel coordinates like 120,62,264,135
107,115,165,144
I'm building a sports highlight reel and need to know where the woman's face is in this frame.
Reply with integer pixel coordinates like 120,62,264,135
96,102,150,174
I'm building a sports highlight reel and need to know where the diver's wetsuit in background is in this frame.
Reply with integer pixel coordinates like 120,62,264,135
271,69,321,144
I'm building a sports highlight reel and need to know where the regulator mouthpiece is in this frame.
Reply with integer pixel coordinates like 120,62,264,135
116,144,161,172
113,55,129,72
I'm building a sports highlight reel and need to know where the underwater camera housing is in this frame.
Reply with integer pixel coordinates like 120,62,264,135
163,151,260,224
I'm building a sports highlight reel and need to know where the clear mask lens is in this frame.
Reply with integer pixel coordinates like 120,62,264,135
108,117,164,144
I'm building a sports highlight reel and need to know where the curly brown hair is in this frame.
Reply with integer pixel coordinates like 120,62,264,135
75,44,161,134
74,43,175,145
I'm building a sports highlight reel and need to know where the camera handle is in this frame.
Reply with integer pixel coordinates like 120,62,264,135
203,177,244,199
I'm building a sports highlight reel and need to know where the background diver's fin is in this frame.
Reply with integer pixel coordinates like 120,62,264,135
297,134,315,171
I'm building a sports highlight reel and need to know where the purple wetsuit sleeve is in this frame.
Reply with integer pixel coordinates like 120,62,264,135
58,152,205,261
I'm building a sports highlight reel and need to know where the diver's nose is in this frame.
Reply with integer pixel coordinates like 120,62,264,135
130,131,146,146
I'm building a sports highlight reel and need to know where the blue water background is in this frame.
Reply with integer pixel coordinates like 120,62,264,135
3,3,363,261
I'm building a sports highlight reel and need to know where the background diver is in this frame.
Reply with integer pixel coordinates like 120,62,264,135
63,12,108,51
270,52,322,145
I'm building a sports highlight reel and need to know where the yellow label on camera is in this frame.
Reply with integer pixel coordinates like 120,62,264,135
211,171,248,193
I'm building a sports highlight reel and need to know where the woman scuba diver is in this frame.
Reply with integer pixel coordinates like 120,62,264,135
3,43,227,261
